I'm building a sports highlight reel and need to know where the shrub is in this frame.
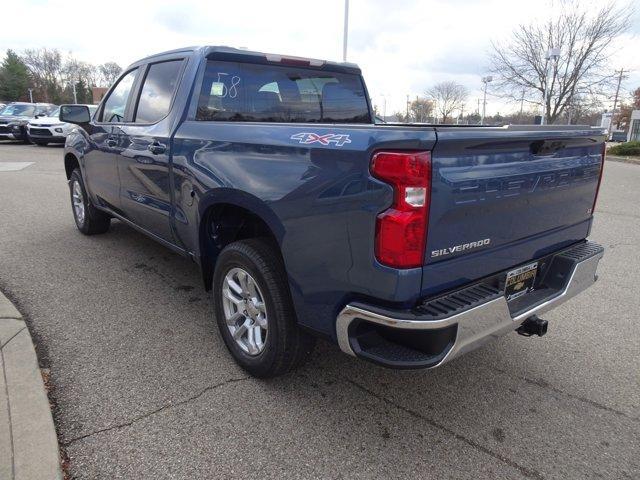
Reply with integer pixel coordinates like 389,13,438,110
608,141,640,156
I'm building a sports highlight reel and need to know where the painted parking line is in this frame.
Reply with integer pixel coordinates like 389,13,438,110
0,162,35,172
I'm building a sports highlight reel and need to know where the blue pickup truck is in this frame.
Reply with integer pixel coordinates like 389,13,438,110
60,46,605,377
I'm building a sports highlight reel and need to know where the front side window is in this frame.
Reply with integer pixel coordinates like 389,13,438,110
101,69,137,123
135,60,183,123
196,60,371,123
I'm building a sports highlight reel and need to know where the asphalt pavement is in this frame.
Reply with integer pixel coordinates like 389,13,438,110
0,141,638,479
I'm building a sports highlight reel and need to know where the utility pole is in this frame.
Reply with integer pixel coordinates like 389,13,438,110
379,94,387,119
519,88,525,116
459,103,465,124
611,69,627,133
28,88,34,103
72,82,78,104
342,0,349,62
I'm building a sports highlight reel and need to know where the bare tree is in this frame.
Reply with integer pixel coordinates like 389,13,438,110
427,81,468,123
409,97,435,122
64,57,100,87
562,94,604,125
98,62,122,87
489,1,632,124
392,97,434,123
21,48,64,102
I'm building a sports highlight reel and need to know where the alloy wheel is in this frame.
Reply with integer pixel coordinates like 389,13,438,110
72,180,85,225
221,267,268,355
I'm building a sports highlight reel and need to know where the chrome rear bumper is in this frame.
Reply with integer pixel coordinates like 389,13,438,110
336,241,604,369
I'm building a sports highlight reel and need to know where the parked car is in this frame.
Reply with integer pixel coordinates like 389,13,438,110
0,102,57,142
610,130,628,142
60,46,606,378
27,105,97,145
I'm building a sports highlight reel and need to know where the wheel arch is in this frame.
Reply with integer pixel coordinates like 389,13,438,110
64,152,80,180
197,189,286,291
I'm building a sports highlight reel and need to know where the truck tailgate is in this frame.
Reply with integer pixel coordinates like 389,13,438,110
422,126,605,295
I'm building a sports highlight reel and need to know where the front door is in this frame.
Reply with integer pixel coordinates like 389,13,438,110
83,68,139,212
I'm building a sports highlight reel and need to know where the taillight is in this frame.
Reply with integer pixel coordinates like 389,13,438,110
591,143,606,214
371,151,431,268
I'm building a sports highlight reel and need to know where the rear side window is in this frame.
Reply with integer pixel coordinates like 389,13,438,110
196,60,371,123
101,69,137,123
135,60,183,123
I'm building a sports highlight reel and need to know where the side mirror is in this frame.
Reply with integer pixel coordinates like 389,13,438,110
60,105,91,124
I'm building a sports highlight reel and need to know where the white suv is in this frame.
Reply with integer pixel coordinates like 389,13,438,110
27,105,97,146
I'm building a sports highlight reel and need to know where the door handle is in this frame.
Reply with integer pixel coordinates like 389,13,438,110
147,141,166,155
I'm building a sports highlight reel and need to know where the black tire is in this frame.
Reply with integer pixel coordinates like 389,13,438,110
213,238,315,378
69,168,111,235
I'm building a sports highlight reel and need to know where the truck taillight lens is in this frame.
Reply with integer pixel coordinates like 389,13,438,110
592,143,606,214
371,151,431,268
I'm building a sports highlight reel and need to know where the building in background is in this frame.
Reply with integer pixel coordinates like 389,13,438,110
628,110,640,142
91,87,108,104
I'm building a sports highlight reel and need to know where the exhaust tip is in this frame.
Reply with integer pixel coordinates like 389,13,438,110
517,315,548,337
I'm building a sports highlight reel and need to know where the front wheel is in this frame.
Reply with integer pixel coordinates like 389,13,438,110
213,238,315,378
69,169,111,235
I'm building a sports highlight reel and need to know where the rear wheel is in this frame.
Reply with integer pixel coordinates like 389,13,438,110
213,238,315,378
69,168,111,235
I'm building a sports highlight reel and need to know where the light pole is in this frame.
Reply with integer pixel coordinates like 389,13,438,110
379,94,387,119
28,88,34,103
542,47,560,125
481,76,493,125
342,0,349,62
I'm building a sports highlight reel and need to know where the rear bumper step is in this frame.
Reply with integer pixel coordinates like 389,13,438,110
336,241,604,369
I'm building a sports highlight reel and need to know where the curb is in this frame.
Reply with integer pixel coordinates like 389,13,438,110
606,155,640,165
0,292,62,480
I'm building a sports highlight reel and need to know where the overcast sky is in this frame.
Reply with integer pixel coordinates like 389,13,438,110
6,0,640,115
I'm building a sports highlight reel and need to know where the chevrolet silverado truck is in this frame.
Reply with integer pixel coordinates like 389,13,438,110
60,46,605,377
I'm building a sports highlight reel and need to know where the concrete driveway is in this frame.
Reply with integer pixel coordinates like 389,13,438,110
0,141,638,479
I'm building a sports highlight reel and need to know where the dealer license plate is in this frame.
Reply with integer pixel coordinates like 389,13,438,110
505,262,538,301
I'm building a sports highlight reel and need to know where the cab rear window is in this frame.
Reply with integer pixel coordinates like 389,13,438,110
196,60,371,124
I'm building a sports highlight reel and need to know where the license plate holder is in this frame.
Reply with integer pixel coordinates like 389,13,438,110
505,262,538,301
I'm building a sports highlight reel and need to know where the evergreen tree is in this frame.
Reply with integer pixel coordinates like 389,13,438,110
0,50,30,101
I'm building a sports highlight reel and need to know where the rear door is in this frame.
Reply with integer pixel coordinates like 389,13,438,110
422,126,604,293
84,68,139,211
116,58,185,242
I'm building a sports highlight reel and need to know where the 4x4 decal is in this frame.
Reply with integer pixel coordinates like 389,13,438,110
290,132,352,147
